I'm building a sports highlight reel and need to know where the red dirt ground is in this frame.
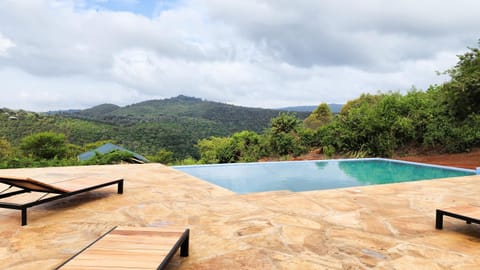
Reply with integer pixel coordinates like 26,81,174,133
395,149,480,170
286,148,480,170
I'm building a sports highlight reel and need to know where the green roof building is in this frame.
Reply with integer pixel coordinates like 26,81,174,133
78,143,148,163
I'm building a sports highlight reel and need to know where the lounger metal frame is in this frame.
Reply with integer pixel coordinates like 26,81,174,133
55,226,190,270
435,208,480,229
159,228,190,269
0,179,123,226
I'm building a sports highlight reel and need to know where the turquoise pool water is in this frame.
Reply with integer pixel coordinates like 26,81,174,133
173,159,475,194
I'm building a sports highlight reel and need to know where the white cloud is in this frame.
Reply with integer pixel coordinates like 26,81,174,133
192,0,480,69
0,33,15,57
0,67,148,111
0,0,479,111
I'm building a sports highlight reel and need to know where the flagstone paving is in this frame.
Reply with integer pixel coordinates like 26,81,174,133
1,163,479,269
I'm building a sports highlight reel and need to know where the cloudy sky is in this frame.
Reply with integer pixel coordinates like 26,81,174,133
0,0,479,111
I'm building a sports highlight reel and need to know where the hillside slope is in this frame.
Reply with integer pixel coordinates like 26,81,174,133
2,96,309,158
66,95,309,133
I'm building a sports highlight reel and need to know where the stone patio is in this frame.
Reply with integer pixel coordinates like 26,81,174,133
1,163,479,269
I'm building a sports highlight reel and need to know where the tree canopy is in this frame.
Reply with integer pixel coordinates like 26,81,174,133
20,132,67,159
304,103,333,129
441,40,480,119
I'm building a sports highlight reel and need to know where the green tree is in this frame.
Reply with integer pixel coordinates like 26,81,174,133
196,136,234,164
0,138,13,159
336,92,416,157
441,40,480,119
195,131,266,164
271,112,301,134
66,143,83,158
312,120,342,155
304,103,333,129
148,149,175,164
340,93,381,116
20,132,67,159
230,130,264,162
267,113,307,156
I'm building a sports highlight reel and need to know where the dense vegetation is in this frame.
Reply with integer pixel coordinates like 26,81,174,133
0,96,308,168
51,95,309,157
0,40,478,168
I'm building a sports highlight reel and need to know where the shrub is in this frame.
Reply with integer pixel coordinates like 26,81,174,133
148,149,175,164
20,132,67,159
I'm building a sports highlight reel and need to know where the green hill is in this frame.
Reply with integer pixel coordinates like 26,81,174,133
68,95,309,132
79,103,120,117
2,96,309,159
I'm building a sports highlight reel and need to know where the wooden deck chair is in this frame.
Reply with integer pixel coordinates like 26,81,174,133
0,176,123,225
436,205,480,230
56,226,190,270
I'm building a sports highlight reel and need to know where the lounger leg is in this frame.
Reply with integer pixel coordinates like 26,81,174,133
180,229,189,257
21,208,27,226
435,210,443,230
117,180,124,194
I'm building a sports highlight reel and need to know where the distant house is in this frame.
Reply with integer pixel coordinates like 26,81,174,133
78,143,149,163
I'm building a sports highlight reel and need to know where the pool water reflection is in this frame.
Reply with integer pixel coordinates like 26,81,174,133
173,159,474,194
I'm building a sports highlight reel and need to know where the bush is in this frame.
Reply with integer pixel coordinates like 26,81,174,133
196,136,234,164
304,103,333,129
0,156,78,169
268,132,296,156
147,149,175,164
20,132,67,159
266,113,309,157
322,145,335,159
333,92,427,157
176,157,200,165
0,138,13,160
196,131,266,164
230,131,265,162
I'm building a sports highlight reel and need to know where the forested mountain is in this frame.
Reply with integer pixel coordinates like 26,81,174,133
78,103,120,117
62,95,309,131
2,96,309,158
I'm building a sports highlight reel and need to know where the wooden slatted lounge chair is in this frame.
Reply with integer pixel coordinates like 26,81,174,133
436,205,480,230
0,176,123,226
56,226,190,270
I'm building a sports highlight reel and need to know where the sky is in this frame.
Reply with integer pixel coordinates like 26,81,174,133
0,0,479,111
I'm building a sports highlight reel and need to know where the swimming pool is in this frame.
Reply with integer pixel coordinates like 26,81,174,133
173,158,475,194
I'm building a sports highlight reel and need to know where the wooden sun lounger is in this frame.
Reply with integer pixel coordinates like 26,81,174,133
56,226,190,270
435,205,480,230
0,176,123,225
